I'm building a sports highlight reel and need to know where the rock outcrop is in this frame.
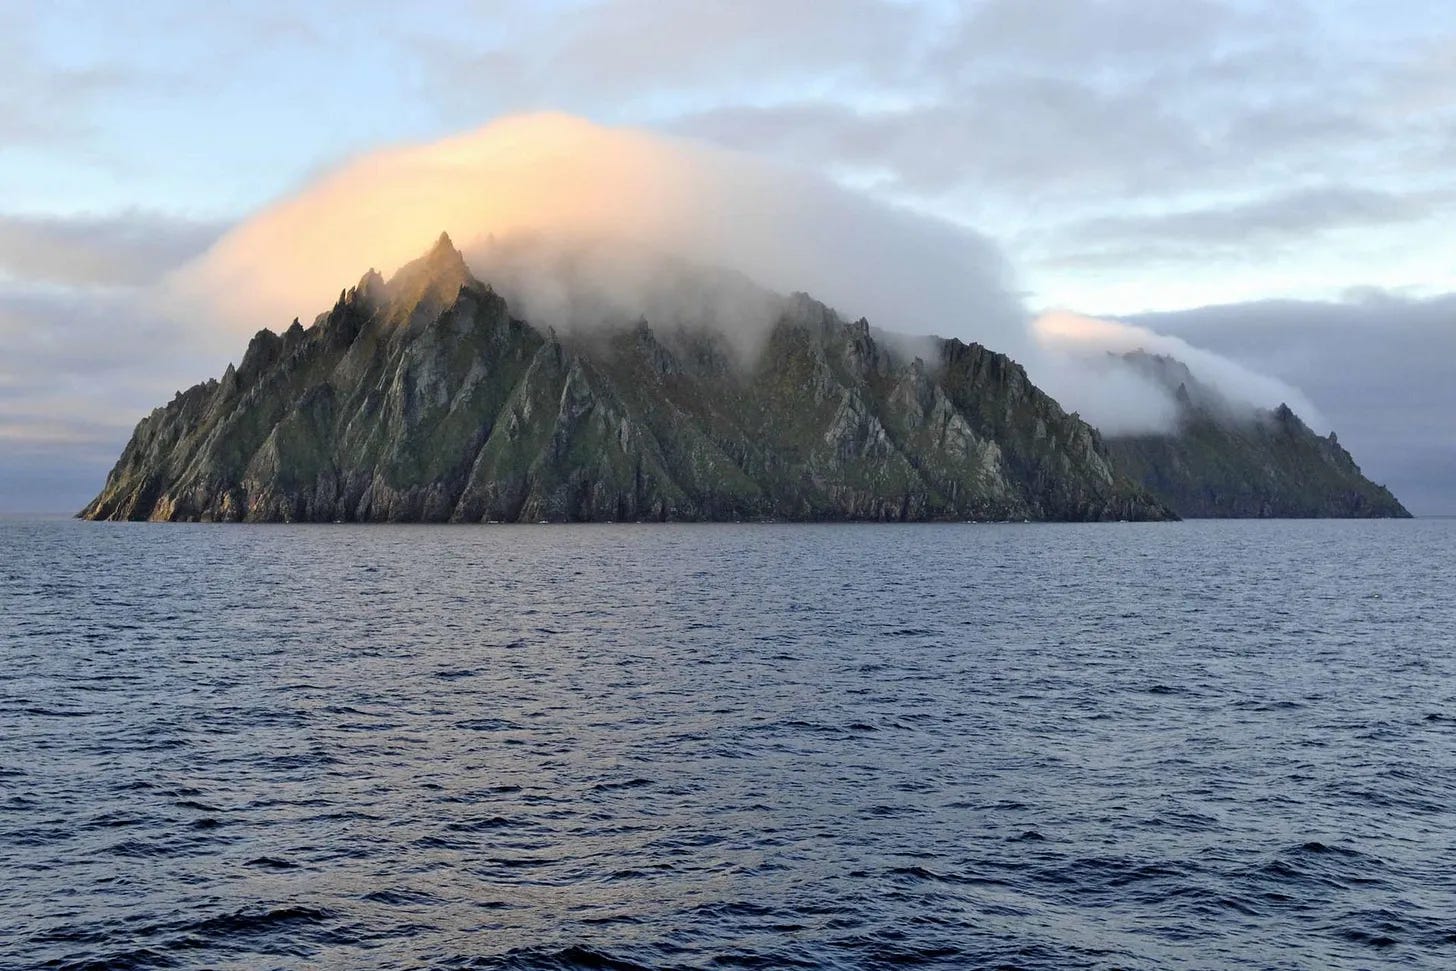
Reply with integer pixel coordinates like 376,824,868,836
1104,352,1409,518
81,234,1173,523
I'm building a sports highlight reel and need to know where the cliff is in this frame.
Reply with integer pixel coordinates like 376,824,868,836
1104,352,1409,518
81,235,1172,523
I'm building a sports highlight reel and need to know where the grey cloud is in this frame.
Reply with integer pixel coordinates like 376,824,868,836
669,80,1206,200
0,7,164,149
552,0,909,90
0,285,205,380
657,0,1456,251
419,0,918,115
1132,293,1456,515
0,283,228,514
669,77,1378,214
0,447,118,516
1052,186,1438,255
0,33,91,147
935,0,1245,74
0,213,225,287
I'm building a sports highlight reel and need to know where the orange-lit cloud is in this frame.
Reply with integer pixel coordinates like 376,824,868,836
166,112,1022,351
162,112,1322,437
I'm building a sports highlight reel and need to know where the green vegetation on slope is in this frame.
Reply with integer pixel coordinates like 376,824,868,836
82,235,1174,523
1104,353,1409,518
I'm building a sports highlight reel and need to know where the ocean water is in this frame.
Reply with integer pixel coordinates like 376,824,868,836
2,518,1454,971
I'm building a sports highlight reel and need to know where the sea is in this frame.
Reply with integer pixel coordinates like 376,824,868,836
2,517,1453,970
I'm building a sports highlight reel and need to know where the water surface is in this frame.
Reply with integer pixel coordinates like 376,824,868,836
3,519,1454,969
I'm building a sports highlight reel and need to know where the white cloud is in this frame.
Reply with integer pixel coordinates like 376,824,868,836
1027,309,1323,435
166,112,1025,355
169,113,1327,450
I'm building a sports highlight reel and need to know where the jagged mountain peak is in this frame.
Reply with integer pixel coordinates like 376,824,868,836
1122,349,1195,385
79,240,1410,524
78,247,1173,524
383,231,476,312
353,267,387,304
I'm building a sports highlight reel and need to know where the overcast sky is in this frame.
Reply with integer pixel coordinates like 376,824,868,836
2,1,1452,514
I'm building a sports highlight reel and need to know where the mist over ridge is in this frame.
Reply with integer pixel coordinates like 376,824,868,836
169,113,1021,353
167,112,1322,438
1030,310,1324,433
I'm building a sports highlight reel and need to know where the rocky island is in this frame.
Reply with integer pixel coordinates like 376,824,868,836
81,234,1407,523
81,235,1173,523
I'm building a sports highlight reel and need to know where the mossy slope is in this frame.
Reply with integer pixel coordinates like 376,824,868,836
1104,353,1409,518
82,235,1173,523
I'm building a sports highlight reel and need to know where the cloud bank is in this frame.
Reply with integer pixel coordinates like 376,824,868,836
168,112,1024,354
168,112,1317,442
1030,310,1323,433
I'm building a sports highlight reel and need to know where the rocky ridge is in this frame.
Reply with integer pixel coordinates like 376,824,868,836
81,234,1173,523
1104,352,1409,518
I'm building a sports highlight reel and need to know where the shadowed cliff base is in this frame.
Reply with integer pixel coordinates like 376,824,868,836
80,235,1173,524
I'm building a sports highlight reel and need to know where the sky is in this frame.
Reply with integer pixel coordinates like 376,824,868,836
2,0,1453,514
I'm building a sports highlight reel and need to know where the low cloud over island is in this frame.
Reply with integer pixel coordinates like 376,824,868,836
163,114,1306,439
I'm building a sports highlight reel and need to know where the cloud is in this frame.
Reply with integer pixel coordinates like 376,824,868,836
0,6,163,151
418,0,917,113
642,1,1456,314
168,112,1025,354
1058,186,1437,250
0,212,229,513
1029,310,1322,434
168,111,1331,456
1028,184,1452,310
0,213,224,287
657,2,1292,202
937,0,1245,69
1028,347,1181,437
668,81,1206,202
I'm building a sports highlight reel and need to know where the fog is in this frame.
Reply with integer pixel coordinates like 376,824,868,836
165,112,1315,436
167,112,1023,355
1030,310,1324,433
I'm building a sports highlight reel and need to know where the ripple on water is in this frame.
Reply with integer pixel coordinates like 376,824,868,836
3,518,1455,970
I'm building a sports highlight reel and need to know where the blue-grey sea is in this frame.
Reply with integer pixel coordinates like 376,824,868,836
2,518,1454,970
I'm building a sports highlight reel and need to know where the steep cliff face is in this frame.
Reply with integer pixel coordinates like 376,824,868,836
81,235,1172,523
1104,353,1409,518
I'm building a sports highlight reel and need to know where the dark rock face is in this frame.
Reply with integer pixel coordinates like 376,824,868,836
80,236,1172,523
1104,352,1410,518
